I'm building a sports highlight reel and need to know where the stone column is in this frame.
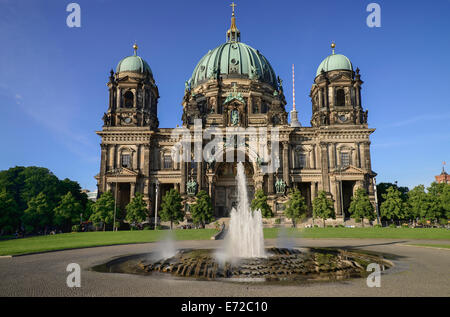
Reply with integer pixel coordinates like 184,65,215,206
113,145,118,169
355,142,360,168
360,142,367,171
315,143,320,169
320,143,330,193
197,161,203,190
310,182,317,201
180,153,187,195
318,88,323,108
143,144,150,176
130,182,136,200
329,143,335,170
282,141,290,187
116,88,121,109
268,173,274,194
329,86,334,108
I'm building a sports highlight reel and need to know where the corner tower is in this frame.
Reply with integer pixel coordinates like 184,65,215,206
310,43,366,127
96,44,159,215
103,44,159,130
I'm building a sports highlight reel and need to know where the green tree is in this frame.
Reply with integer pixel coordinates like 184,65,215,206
380,186,407,222
21,192,52,233
312,191,335,227
441,184,450,220
54,192,83,232
426,182,447,222
407,185,430,221
190,190,214,228
0,166,88,233
125,193,148,228
250,189,273,218
90,191,115,231
348,188,374,227
0,188,19,235
284,188,308,227
377,182,409,206
160,189,184,229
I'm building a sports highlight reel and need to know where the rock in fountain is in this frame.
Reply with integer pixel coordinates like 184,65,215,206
224,162,265,259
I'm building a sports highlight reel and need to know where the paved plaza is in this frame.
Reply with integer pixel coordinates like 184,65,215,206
0,239,449,297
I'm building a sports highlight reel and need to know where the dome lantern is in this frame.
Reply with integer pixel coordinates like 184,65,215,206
227,2,241,42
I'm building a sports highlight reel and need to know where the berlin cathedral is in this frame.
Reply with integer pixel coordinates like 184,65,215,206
95,5,376,223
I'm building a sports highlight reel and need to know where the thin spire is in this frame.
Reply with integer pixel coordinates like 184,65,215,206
331,41,336,55
290,63,301,128
133,42,138,56
292,64,296,111
227,2,240,42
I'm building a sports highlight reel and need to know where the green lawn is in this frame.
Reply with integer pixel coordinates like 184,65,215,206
262,227,450,240
0,229,217,256
0,227,449,256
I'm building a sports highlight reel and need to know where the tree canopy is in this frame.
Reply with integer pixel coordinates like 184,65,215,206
312,191,335,227
250,189,273,218
348,188,374,226
0,166,89,234
284,188,308,227
190,190,214,228
160,188,184,229
125,193,149,228
90,191,115,231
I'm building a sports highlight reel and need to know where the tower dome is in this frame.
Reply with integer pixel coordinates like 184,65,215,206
189,3,278,89
316,43,353,77
116,44,153,76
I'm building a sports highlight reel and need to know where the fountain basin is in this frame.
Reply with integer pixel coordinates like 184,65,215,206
92,247,392,283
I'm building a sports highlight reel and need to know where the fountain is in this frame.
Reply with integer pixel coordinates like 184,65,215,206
224,162,265,259
92,162,392,283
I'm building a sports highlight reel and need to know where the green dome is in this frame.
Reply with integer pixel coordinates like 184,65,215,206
316,53,353,77
190,42,278,89
116,55,153,76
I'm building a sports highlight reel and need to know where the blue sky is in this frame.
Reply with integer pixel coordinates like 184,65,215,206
0,0,449,191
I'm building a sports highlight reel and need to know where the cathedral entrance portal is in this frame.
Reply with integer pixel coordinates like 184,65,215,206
214,162,254,217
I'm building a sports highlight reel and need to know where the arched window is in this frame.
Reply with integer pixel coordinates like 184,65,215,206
336,89,345,107
124,91,134,108
121,154,131,168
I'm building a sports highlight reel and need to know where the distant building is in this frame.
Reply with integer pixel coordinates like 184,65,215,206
435,164,449,184
82,189,98,202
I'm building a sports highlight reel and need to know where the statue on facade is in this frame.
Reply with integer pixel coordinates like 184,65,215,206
186,178,198,196
231,109,239,126
102,112,111,127
275,178,286,194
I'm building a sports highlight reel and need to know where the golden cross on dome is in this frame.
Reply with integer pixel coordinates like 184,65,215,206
230,2,236,16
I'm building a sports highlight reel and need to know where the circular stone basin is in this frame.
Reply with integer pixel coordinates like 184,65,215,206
92,247,392,284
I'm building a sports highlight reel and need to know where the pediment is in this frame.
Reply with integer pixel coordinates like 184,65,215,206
339,165,365,174
106,167,138,177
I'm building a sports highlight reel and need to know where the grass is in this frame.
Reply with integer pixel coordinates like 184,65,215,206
407,243,450,249
0,227,449,256
0,229,217,256
262,227,450,240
